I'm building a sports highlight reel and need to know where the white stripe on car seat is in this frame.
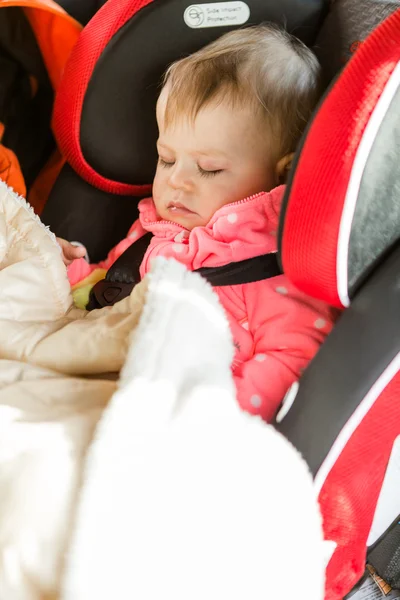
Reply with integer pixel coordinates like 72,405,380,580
314,350,400,495
336,60,400,308
275,381,299,423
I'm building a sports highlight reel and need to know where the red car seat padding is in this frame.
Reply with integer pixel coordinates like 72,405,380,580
322,367,400,599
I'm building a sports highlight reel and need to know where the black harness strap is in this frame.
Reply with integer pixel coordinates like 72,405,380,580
196,253,281,285
86,232,282,310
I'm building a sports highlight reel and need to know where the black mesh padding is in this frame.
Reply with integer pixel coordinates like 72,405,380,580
42,163,141,262
368,518,400,589
315,0,399,85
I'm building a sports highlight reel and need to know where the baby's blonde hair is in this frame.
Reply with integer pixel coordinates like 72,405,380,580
163,24,321,161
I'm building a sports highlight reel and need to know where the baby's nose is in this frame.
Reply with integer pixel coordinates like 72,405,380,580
168,165,192,191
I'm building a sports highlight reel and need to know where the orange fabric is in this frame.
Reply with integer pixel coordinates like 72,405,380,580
0,143,26,197
25,8,82,91
0,0,82,91
0,0,82,210
28,149,65,214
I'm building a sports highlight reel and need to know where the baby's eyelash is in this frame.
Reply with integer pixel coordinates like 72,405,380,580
159,158,174,168
197,166,223,178
158,158,223,177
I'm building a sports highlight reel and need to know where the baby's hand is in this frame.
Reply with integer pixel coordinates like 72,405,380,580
57,237,87,266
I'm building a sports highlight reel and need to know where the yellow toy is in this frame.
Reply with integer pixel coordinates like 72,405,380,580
71,268,107,310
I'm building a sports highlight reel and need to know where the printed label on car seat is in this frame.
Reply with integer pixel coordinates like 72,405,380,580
184,2,250,28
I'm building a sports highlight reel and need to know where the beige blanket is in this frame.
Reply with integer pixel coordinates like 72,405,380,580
0,181,154,599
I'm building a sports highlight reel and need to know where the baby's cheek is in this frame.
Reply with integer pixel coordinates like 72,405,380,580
152,168,167,200
152,177,161,202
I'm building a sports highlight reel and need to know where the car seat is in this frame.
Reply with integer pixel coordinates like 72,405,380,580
40,0,400,597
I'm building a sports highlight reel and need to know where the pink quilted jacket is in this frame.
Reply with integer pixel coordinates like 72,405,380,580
69,186,334,422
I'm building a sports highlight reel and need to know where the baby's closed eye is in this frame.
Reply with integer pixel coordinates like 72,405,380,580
197,165,224,178
158,157,174,168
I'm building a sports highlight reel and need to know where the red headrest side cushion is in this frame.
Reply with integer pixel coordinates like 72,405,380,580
280,8,400,309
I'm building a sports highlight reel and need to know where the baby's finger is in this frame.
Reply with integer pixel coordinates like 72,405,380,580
56,238,87,266
69,244,87,260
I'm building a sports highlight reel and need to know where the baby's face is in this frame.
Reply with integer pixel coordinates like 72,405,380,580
153,90,277,229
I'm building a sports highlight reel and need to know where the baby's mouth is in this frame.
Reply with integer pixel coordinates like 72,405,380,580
167,202,197,216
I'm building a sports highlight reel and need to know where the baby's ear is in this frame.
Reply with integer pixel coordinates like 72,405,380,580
275,153,295,184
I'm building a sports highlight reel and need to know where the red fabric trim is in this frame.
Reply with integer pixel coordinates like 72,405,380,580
320,371,400,599
53,0,154,195
281,8,400,308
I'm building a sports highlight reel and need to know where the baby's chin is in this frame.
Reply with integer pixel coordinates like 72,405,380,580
170,215,205,230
